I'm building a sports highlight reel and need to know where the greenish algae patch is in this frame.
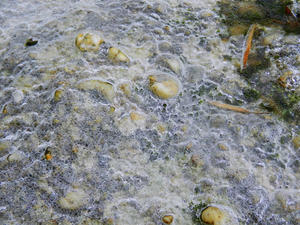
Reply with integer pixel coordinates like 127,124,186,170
189,201,209,225
218,0,300,124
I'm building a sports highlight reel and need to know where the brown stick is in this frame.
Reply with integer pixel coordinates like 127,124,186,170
209,101,266,114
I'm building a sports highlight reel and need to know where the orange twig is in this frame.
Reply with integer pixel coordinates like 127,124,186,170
241,24,257,70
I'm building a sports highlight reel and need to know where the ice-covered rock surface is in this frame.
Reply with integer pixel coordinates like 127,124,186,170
0,0,299,224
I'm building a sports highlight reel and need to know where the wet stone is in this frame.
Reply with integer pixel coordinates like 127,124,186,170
7,151,25,162
201,206,225,225
158,41,173,53
108,47,130,63
149,75,179,99
77,79,115,102
156,55,182,74
54,89,64,102
75,33,104,52
162,215,173,224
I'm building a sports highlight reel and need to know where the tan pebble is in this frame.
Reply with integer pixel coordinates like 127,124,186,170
64,66,76,74
130,112,144,121
57,81,69,86
77,79,115,102
108,47,130,63
202,11,213,17
162,215,173,224
263,115,272,120
52,119,60,124
165,58,181,74
151,80,178,99
75,33,104,52
109,106,115,113
293,135,300,149
72,147,79,153
184,30,191,36
54,89,64,101
201,206,224,225
2,105,8,114
296,55,300,65
73,106,80,113
48,70,57,75
149,75,179,99
7,151,24,162
182,125,188,132
218,143,228,151
164,26,170,32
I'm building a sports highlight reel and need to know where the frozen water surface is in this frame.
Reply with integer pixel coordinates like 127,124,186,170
0,0,299,224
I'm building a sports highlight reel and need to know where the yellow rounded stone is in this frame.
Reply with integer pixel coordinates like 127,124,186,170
218,143,228,151
2,105,8,114
149,75,179,99
75,33,104,52
54,89,64,101
108,47,130,63
52,119,60,124
109,106,115,113
201,206,224,225
162,215,173,224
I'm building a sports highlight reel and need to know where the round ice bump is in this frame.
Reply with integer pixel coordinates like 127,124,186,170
77,79,115,102
75,33,104,52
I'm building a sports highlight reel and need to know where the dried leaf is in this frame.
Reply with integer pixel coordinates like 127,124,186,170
278,71,292,88
284,6,300,32
241,24,257,70
25,38,38,47
209,101,265,114
285,6,297,20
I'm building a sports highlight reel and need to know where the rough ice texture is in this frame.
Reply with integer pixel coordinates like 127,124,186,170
0,0,299,225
